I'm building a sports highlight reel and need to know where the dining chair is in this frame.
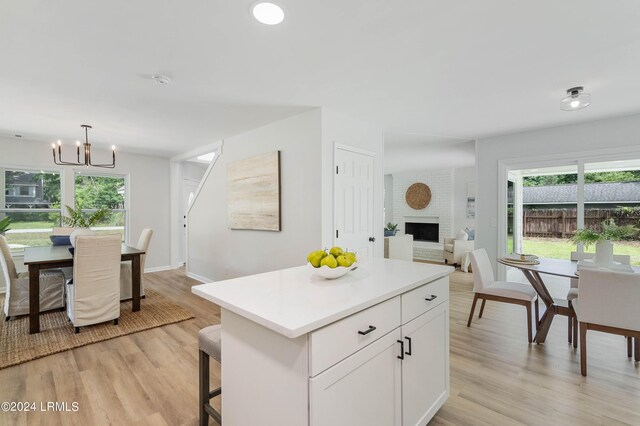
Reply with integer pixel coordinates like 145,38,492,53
573,269,640,376
468,249,539,343
566,252,631,347
1,235,66,320
66,234,121,333
120,228,153,301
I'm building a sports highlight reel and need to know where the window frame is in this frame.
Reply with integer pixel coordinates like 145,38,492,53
73,170,130,243
1,165,65,251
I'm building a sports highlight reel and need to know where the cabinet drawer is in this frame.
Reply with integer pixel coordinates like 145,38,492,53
401,277,449,324
310,296,401,376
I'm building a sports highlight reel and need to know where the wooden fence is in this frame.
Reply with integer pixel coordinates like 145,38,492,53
508,208,640,238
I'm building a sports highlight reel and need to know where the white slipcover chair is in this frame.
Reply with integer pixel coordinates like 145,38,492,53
573,269,640,376
468,248,539,343
1,235,65,320
120,228,153,301
66,234,121,333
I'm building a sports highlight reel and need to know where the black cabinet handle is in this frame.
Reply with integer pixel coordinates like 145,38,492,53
369,237,376,242
405,336,412,356
397,340,404,360
425,295,438,301
358,325,376,335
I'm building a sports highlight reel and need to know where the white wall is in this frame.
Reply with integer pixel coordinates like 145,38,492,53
0,136,171,273
391,169,453,260
384,174,394,225
182,162,208,182
321,108,384,257
453,166,476,234
476,113,640,270
188,109,323,281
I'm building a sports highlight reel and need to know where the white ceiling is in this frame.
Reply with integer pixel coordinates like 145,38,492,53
384,132,475,174
2,1,640,157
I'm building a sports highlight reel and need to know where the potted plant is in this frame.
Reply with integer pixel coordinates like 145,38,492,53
571,219,638,265
0,217,10,235
384,223,399,237
61,203,110,246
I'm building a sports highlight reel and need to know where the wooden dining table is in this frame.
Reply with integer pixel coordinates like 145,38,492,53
23,244,145,334
498,257,639,344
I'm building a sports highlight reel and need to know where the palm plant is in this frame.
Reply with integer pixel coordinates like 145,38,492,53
61,203,110,228
0,217,10,235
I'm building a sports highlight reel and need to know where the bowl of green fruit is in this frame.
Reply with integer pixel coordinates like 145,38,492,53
307,246,358,279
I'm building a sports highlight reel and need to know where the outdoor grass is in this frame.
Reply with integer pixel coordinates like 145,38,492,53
521,237,640,266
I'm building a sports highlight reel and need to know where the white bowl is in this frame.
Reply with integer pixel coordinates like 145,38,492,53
308,262,358,279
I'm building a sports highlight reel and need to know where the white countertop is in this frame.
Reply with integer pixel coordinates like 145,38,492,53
192,258,454,338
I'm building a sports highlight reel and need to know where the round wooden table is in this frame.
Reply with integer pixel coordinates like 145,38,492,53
498,257,639,344
497,258,578,344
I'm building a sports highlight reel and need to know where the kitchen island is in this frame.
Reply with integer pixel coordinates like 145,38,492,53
192,258,454,426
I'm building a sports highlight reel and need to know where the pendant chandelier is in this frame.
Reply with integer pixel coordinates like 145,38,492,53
52,125,116,168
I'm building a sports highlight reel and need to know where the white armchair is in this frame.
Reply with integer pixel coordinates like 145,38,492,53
573,269,640,376
120,228,153,300
67,234,121,333
1,235,65,320
443,237,474,266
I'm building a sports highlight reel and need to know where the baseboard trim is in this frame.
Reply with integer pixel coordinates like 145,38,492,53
186,271,213,283
144,265,173,273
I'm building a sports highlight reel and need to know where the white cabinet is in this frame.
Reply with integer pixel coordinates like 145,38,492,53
310,280,449,426
310,329,402,426
401,302,449,426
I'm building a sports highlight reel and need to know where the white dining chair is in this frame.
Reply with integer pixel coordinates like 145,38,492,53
573,269,640,376
468,248,539,343
120,228,153,301
566,252,631,347
67,234,121,333
1,235,66,320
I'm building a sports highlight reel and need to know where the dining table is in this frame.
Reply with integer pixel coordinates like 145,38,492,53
498,257,640,344
23,244,145,334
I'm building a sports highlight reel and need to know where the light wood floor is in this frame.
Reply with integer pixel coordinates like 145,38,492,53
0,267,639,425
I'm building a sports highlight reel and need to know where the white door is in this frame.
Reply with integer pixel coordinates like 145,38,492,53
401,302,450,426
180,179,200,265
334,146,375,259
310,329,402,426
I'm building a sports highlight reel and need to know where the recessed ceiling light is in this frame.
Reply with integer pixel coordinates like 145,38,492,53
152,75,172,85
560,86,591,111
252,2,285,25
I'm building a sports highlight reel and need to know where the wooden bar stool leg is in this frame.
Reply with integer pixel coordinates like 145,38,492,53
628,337,633,358
635,337,640,362
567,316,572,344
478,299,487,318
580,322,588,376
526,303,532,344
199,350,210,426
467,294,479,327
573,317,578,349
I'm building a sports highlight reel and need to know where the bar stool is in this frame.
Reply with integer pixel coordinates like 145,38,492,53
199,325,222,425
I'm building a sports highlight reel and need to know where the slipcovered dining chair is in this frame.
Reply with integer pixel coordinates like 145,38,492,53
67,234,121,333
573,269,640,376
468,248,540,343
120,228,153,301
566,252,631,347
1,235,66,320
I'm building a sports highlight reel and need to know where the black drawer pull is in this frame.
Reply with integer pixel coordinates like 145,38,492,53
358,325,376,335
405,336,412,356
397,340,405,360
425,295,438,301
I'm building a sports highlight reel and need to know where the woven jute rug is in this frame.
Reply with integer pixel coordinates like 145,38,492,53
0,289,193,369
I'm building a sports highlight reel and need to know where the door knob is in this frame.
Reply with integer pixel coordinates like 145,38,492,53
369,237,375,242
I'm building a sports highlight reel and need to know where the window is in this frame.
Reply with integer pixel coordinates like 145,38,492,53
1,168,62,250
74,173,126,242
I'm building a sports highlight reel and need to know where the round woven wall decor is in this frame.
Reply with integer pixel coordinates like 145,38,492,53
405,183,432,210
